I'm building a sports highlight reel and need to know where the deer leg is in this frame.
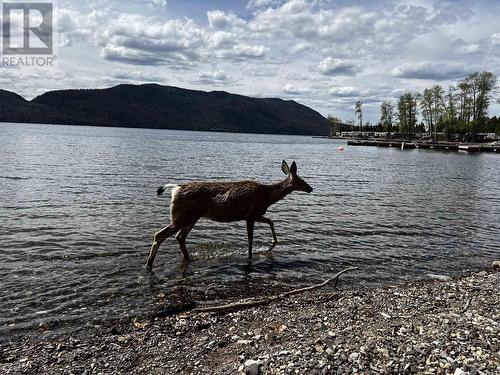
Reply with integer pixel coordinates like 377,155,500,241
175,221,197,262
146,223,178,269
246,219,255,259
256,216,278,250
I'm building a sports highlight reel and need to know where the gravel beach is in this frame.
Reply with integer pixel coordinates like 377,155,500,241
1,266,499,375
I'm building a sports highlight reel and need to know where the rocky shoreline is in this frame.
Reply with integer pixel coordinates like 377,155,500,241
1,266,499,375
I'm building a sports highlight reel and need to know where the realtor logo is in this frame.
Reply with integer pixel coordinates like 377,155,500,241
1,1,56,66
2,2,53,54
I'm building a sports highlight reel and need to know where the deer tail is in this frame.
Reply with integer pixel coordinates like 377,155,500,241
156,184,178,197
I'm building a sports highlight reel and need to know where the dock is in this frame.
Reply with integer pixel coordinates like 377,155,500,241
346,140,498,153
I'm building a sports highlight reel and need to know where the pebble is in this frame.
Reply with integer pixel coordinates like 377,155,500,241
315,345,324,353
349,352,359,361
244,359,260,375
237,339,253,345
2,270,499,375
427,274,452,281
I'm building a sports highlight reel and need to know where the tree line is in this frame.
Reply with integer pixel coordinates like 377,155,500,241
328,71,500,140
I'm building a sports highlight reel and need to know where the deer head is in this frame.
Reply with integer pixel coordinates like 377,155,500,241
281,160,313,193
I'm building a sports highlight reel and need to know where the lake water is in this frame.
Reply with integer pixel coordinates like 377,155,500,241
1,122,499,336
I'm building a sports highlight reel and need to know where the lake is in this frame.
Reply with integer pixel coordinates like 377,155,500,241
1,122,499,336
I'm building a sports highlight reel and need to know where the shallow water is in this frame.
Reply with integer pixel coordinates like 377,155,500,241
0,122,499,335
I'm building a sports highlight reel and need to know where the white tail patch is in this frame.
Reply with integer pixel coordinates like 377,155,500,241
171,185,180,203
156,183,180,197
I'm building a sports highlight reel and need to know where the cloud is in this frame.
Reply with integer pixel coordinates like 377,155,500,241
452,39,482,55
392,61,470,80
109,69,167,82
245,2,440,60
149,0,167,9
248,0,319,39
98,16,206,67
289,42,311,55
281,83,311,95
62,10,266,67
316,57,362,76
216,44,269,61
430,1,473,24
101,45,168,65
208,31,237,48
246,0,275,10
391,89,406,98
456,44,480,55
191,70,237,85
207,10,246,30
328,86,360,97
491,33,500,46
56,8,105,46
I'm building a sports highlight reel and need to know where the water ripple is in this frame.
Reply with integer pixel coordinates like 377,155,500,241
0,123,499,337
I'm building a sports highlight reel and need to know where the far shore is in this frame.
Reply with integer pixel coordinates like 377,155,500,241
2,264,499,374
337,138,500,153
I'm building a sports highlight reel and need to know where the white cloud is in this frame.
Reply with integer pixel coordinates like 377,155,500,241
248,0,318,39
289,42,311,55
392,61,470,80
246,0,275,10
456,44,480,55
191,70,237,85
56,8,107,46
328,86,360,97
64,11,267,67
101,45,166,65
430,1,473,24
491,33,500,46
391,89,406,98
282,83,312,95
150,0,167,9
207,10,246,30
109,69,167,82
208,31,237,48
245,2,439,60
97,16,206,66
217,44,269,60
316,57,362,76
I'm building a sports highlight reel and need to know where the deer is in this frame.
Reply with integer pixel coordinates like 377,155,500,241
146,160,313,268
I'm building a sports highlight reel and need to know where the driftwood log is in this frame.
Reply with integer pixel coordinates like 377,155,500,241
190,267,358,313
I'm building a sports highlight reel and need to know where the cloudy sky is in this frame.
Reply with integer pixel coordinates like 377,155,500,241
2,0,500,122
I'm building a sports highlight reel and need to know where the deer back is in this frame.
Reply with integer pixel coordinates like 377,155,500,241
171,181,273,223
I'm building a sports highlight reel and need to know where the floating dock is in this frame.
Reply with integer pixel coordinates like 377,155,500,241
346,140,498,153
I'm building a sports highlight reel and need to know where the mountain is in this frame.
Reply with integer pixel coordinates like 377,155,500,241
0,84,329,135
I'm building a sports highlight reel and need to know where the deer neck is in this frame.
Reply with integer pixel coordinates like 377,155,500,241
267,178,293,206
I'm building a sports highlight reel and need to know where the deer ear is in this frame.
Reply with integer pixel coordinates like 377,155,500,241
290,161,297,175
281,160,290,175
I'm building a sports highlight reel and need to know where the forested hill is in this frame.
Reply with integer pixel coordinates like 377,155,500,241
0,84,329,135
